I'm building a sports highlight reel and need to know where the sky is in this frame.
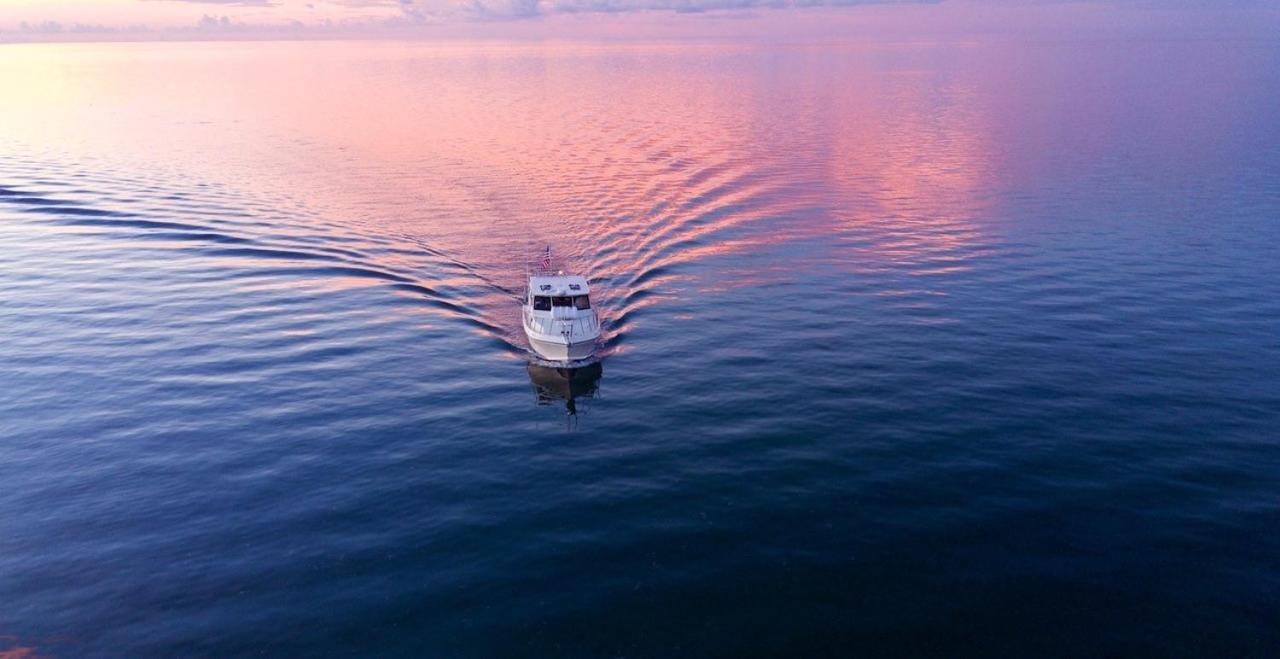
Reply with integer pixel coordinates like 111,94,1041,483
0,0,1276,40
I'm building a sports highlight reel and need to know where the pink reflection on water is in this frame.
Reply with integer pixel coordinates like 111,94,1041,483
0,39,1062,340
2,34,1274,351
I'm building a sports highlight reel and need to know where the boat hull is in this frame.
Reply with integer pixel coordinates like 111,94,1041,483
527,334,596,362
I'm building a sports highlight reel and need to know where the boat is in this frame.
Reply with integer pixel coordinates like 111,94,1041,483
522,246,600,362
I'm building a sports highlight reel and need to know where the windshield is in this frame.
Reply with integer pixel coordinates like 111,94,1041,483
533,295,589,310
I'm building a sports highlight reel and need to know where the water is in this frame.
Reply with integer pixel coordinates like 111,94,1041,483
1,38,1279,656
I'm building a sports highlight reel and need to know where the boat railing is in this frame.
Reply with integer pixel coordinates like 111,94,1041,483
525,310,598,339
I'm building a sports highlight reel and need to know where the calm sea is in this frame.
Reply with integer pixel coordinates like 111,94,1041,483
1,38,1278,656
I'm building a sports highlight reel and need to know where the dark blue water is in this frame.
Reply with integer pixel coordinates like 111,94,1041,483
1,38,1279,656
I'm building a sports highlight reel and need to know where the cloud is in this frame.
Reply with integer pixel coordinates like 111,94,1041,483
2,0,1276,41
18,19,138,34
150,0,279,5
344,0,939,22
196,14,242,28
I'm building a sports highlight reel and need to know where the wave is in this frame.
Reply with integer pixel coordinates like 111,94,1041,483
0,167,524,359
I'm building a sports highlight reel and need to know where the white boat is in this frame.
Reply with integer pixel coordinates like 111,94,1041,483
522,255,600,362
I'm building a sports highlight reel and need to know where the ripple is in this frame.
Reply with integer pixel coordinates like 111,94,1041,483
3,38,1279,657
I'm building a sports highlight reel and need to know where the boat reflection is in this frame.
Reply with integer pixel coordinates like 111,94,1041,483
527,361,603,417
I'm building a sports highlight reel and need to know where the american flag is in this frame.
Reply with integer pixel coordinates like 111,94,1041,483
540,244,551,271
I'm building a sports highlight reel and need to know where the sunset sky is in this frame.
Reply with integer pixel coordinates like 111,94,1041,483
0,0,1276,39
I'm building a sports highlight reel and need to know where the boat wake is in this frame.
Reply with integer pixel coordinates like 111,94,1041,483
3,126,797,372
0,160,533,361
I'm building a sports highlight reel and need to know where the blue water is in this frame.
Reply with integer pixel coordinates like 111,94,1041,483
1,38,1279,656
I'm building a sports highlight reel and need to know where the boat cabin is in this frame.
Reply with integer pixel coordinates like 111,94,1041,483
527,275,591,312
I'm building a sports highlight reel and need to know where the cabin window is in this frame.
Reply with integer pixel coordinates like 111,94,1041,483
533,296,551,311
573,295,591,310
552,296,574,307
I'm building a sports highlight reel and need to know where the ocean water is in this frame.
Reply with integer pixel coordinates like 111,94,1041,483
1,38,1278,656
